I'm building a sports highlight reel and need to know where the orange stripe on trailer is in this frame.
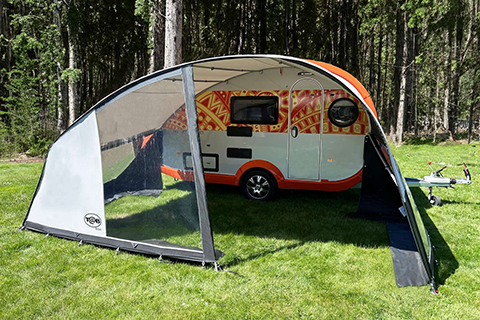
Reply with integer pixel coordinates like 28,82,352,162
162,161,362,192
234,160,362,192
204,173,237,185
279,169,363,192
161,165,194,181
306,60,378,119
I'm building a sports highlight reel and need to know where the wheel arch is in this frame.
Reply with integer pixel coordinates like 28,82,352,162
234,160,284,186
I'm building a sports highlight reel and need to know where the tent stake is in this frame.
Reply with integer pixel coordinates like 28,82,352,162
430,281,439,295
45,233,50,238
78,240,83,247
213,263,245,278
115,247,120,256
18,225,25,231
158,255,163,263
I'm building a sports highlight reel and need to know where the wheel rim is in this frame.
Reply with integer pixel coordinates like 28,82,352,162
246,175,270,199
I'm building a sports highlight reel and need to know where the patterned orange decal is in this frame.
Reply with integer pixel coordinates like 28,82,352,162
163,90,369,135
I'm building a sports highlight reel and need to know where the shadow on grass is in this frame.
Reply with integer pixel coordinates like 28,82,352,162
206,184,391,267
410,188,459,285
224,243,305,267
104,179,458,285
104,180,389,267
441,199,480,206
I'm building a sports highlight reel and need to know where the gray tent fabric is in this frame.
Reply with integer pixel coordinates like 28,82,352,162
23,67,219,263
22,55,434,288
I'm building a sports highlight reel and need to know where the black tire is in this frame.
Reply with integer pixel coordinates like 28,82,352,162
241,170,277,201
430,195,442,206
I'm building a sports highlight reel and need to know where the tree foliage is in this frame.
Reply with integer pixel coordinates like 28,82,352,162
1,0,479,156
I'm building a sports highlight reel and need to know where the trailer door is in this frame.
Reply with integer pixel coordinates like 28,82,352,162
287,78,324,180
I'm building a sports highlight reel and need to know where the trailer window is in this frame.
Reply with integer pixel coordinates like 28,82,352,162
328,98,359,127
231,96,279,124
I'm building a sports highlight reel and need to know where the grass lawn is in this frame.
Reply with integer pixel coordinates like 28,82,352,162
1,142,479,319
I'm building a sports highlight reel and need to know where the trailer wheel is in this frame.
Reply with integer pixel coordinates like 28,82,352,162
241,170,277,201
430,195,442,206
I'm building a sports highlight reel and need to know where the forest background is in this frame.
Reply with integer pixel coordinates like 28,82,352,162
1,0,479,157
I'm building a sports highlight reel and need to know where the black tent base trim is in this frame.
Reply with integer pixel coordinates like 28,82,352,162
23,221,224,263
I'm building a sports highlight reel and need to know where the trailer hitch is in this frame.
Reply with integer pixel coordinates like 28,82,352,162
427,162,472,206
405,162,472,206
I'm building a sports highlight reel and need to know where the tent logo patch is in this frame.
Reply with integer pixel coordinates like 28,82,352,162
84,213,102,228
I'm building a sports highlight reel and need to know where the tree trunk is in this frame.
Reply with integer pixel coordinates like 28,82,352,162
67,26,79,127
291,0,298,53
150,0,165,73
56,62,65,133
381,31,389,129
467,87,475,144
284,0,290,54
376,27,383,118
228,2,241,54
0,0,12,110
338,0,347,69
164,0,182,68
405,27,414,132
53,0,65,133
245,0,252,52
392,5,405,143
368,32,375,94
255,0,266,53
238,1,245,53
434,70,440,143
0,0,4,36
350,0,360,77
449,6,464,139
328,0,336,62
395,10,408,145
469,0,480,143
412,27,419,136
443,30,452,133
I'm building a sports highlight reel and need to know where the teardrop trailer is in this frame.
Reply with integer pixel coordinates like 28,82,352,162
21,55,471,291
158,66,471,203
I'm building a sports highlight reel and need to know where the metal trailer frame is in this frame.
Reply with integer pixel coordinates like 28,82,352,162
405,163,472,206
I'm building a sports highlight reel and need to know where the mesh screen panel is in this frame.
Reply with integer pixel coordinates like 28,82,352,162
96,73,203,251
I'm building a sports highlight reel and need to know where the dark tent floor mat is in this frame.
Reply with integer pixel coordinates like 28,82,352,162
347,211,416,251
348,212,429,287
347,211,406,223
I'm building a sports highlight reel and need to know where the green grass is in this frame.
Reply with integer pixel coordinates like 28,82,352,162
1,142,479,319
104,175,202,248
